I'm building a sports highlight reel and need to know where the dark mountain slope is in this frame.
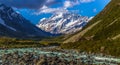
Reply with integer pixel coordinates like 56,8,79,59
0,4,51,38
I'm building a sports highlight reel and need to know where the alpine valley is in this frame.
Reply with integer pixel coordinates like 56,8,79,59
0,0,120,65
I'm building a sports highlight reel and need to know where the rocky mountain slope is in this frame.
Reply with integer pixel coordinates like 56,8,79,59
0,4,51,38
37,13,90,34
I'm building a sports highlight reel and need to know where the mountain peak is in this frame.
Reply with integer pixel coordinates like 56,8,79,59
0,4,52,38
37,12,90,34
0,4,6,10
0,4,6,7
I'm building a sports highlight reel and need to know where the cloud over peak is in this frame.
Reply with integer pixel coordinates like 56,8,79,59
80,0,95,3
0,0,61,9
0,0,96,15
34,0,96,15
64,0,79,8
0,0,95,9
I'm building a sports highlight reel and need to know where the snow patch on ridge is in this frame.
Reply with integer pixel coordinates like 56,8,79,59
0,18,16,31
37,13,90,34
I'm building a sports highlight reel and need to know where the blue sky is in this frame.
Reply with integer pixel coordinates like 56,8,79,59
0,0,110,24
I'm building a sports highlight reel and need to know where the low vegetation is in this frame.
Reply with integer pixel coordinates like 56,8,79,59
61,39,120,57
0,37,60,48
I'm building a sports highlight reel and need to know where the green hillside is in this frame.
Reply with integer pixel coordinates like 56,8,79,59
62,0,120,56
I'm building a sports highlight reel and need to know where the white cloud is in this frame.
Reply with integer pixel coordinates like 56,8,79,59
63,0,95,9
93,8,97,12
64,1,72,8
64,0,80,9
40,5,48,10
0,0,59,9
80,0,95,3
46,0,55,3
34,6,68,15
34,0,95,15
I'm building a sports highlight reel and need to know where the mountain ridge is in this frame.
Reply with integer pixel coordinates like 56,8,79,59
37,12,90,34
0,4,52,38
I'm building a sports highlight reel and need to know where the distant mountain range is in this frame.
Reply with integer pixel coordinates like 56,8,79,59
0,4,93,38
37,13,92,34
0,4,51,38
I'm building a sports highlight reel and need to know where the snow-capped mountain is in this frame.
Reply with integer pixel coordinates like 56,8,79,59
0,4,51,38
37,12,90,34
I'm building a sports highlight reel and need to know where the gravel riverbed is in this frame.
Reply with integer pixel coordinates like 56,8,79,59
0,47,120,65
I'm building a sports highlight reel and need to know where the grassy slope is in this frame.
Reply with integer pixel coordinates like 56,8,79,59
64,0,120,42
62,0,120,57
84,0,120,40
